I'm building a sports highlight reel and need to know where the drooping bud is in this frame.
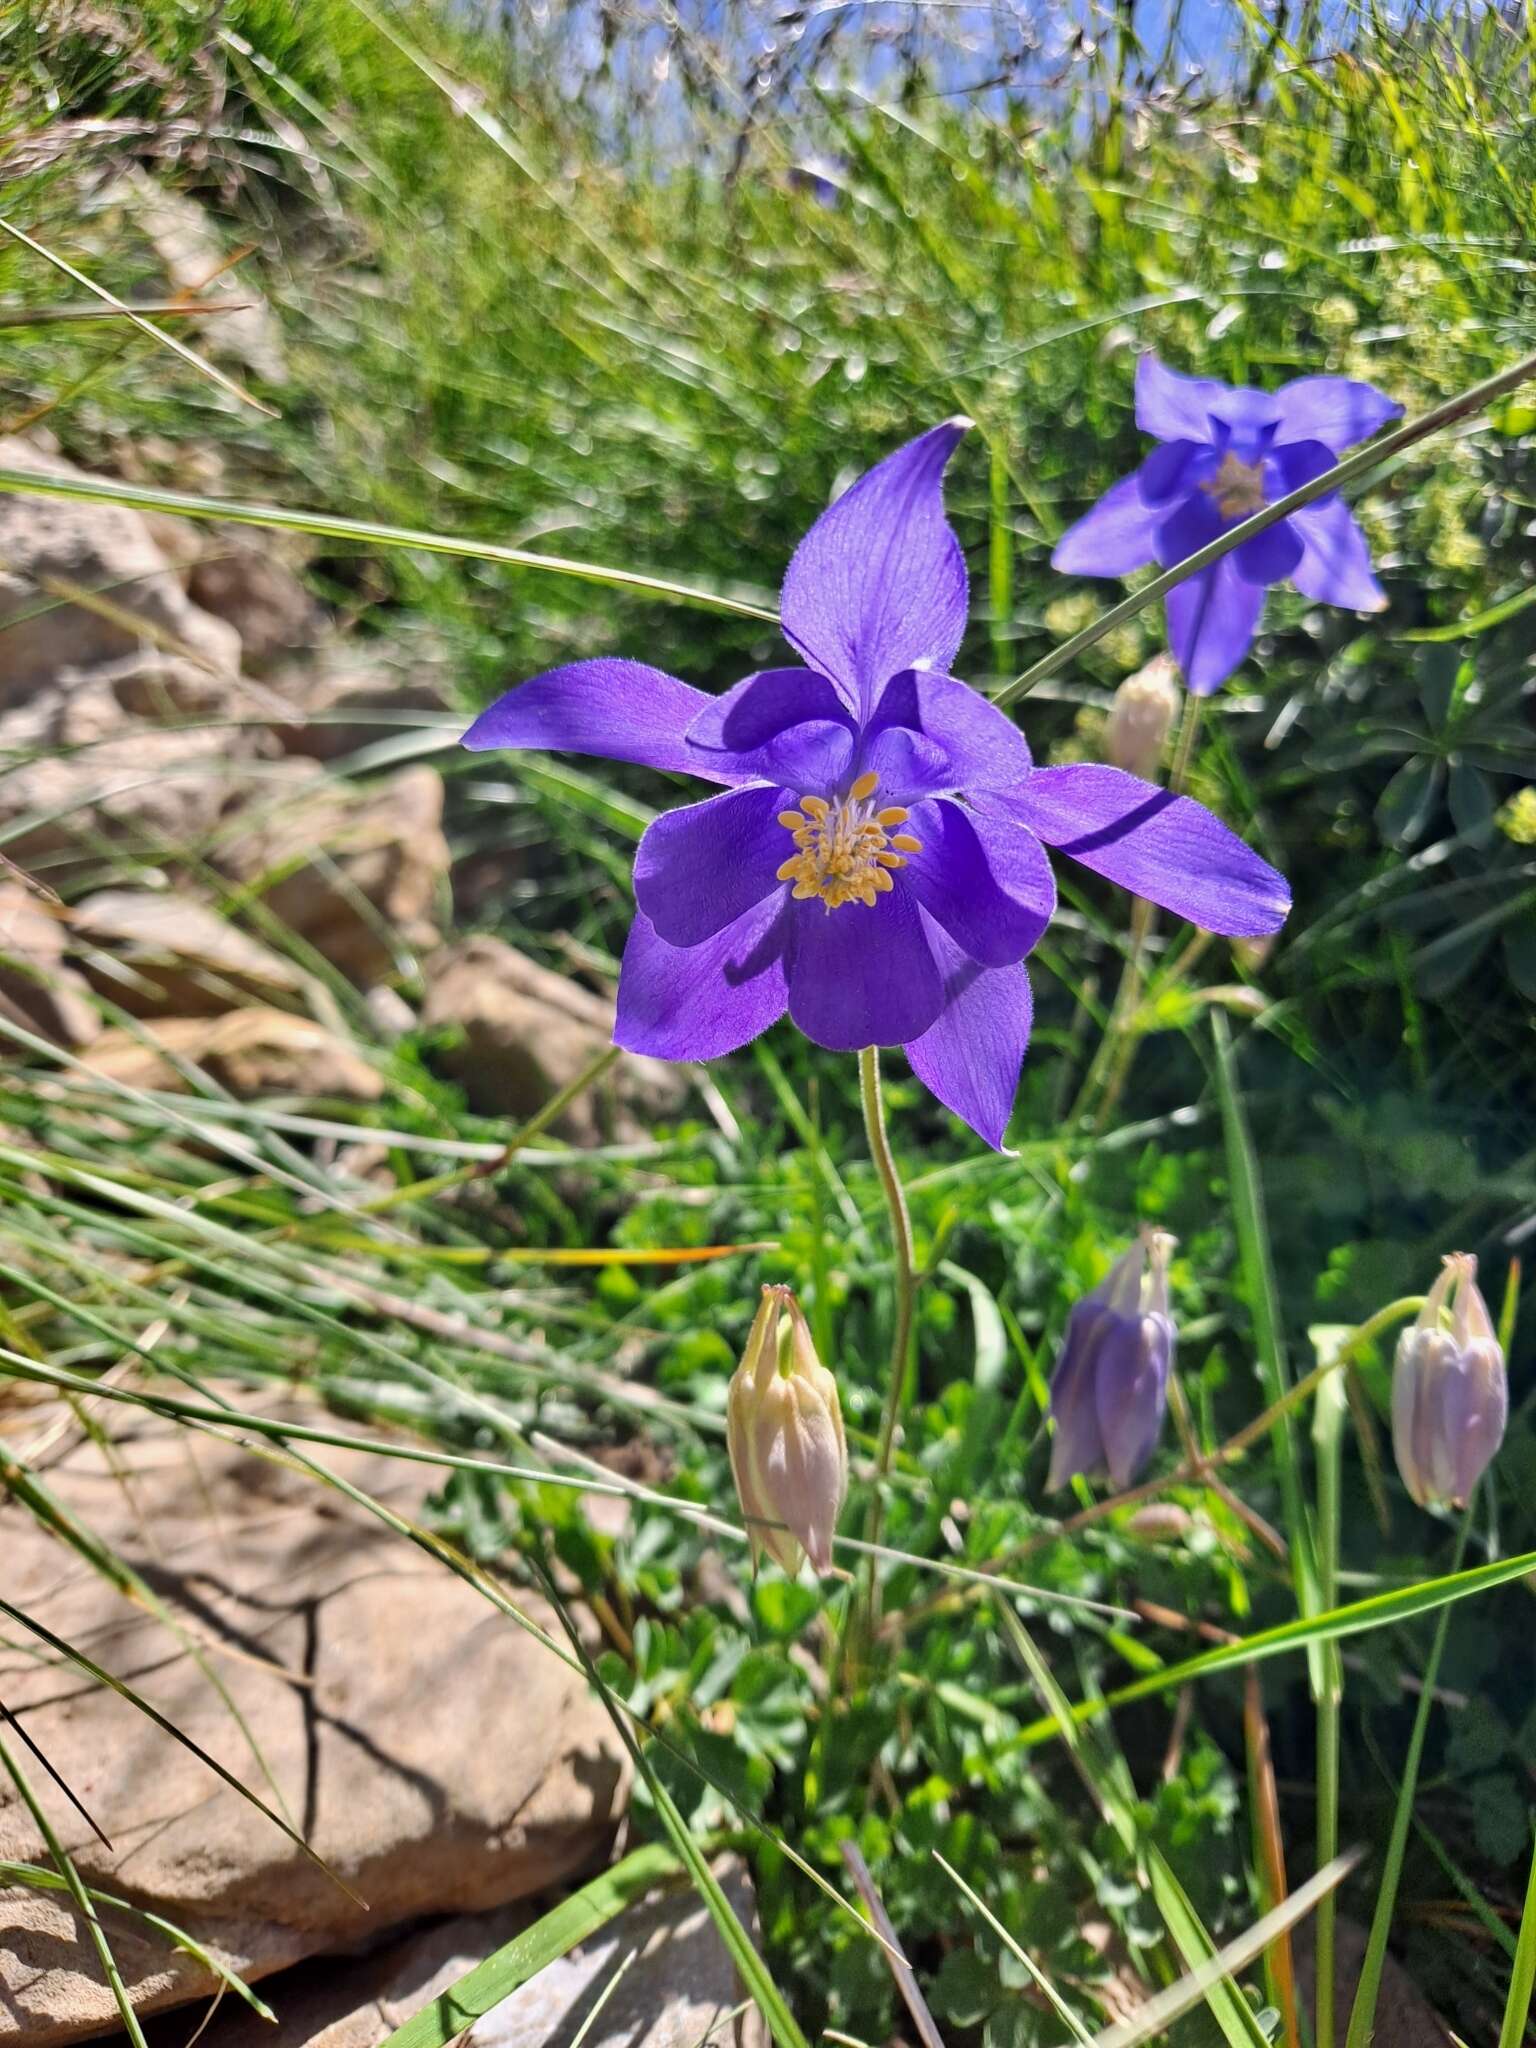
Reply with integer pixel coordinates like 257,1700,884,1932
726,1285,847,1576
1103,654,1181,781
1048,1230,1177,1491
1391,1254,1506,1510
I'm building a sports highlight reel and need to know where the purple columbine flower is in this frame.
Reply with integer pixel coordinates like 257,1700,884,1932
1053,355,1403,694
463,422,1290,1149
1048,1230,1176,1490
1392,1253,1507,1511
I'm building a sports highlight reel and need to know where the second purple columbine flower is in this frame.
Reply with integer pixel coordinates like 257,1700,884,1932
1053,355,1402,694
465,421,1290,1149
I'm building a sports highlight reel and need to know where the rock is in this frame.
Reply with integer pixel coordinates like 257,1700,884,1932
145,1907,531,2048
363,985,417,1041
270,647,451,761
69,890,306,1017
140,509,208,577
189,548,322,677
420,936,686,1143
214,765,449,985
0,1395,628,2043
81,1009,384,1100
0,877,97,1046
0,438,241,705
467,1858,766,2048
172,1860,766,2048
0,669,259,864
118,170,288,384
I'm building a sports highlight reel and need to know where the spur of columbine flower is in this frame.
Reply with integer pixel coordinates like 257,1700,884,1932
465,421,1290,1148
1047,1229,1177,1491
1053,355,1402,694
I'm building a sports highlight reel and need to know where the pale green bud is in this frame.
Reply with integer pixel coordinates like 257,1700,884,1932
726,1285,847,1576
1104,654,1181,781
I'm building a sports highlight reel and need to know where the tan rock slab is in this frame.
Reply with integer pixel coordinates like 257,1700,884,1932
0,666,270,866
271,649,450,763
0,878,97,1046
214,765,448,984
80,1009,384,1100
161,1859,766,2048
70,890,306,1017
420,936,685,1143
188,549,322,678
0,1396,627,2043
0,439,241,704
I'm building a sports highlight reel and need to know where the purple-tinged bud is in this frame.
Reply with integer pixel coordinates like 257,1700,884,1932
1103,654,1181,781
727,1285,847,1576
1125,1502,1194,1541
1048,1230,1177,1491
1391,1253,1507,1510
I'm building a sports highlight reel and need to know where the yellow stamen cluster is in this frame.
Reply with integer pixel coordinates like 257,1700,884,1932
776,769,922,911
1203,450,1268,521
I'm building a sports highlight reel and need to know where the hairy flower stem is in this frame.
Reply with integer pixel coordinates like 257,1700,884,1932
857,1045,917,1639
1074,696,1205,1128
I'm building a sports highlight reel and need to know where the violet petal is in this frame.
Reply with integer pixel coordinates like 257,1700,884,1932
904,917,1033,1151
615,899,791,1060
1008,765,1291,935
780,420,971,716
633,784,791,947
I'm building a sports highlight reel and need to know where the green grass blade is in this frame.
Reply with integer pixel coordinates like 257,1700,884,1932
1344,1514,1472,2048
998,1607,1269,2048
1015,1538,1536,1744
933,1850,1095,2045
1312,1348,1350,2048
0,1731,150,2048
0,214,275,417
1212,1012,1324,1683
1498,1828,1536,2048
0,464,777,621
0,1861,277,2022
377,1844,680,2048
533,1569,812,2048
1088,1851,1363,2048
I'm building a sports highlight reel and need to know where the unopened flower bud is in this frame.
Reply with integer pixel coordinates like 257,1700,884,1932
1125,1502,1194,1541
1391,1253,1506,1510
1048,1230,1176,1490
727,1285,847,1575
1104,654,1181,781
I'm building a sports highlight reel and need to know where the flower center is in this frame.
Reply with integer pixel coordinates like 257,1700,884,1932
776,769,922,911
1204,450,1267,521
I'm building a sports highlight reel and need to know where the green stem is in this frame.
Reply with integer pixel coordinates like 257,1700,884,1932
858,1046,917,1623
1072,695,1203,1129
355,1043,622,1216
1343,1507,1474,2048
1312,1367,1349,2048
1167,691,1204,795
